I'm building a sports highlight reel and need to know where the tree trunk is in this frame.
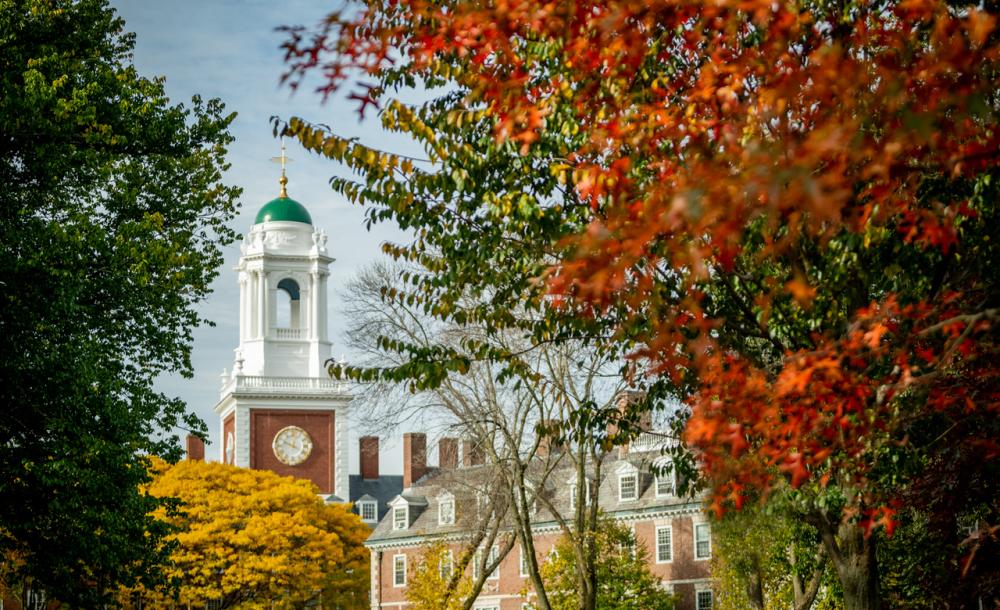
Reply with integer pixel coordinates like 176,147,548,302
816,517,881,610
744,554,765,610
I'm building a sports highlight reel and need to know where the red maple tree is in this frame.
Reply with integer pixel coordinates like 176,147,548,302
283,1,999,606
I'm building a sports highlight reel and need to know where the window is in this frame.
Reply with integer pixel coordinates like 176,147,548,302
359,501,377,523
695,523,712,560
488,545,500,580
655,462,676,497
393,554,406,587
696,589,713,610
393,506,408,530
472,546,500,580
655,525,672,563
519,546,529,577
439,550,453,579
439,496,455,525
619,473,638,501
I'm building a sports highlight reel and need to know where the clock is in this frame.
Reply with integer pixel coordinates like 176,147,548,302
272,425,313,465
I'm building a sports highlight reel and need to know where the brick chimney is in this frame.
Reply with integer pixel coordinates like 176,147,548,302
186,434,205,461
360,436,380,480
439,437,458,469
535,420,564,457
461,438,483,467
403,432,428,488
609,390,651,456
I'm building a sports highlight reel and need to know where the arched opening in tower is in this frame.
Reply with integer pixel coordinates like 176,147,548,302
276,277,301,329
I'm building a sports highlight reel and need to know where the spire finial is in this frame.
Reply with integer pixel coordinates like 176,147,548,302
271,137,293,198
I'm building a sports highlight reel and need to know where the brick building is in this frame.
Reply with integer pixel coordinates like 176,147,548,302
364,431,715,610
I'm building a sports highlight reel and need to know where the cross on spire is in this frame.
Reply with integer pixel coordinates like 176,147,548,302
270,137,293,198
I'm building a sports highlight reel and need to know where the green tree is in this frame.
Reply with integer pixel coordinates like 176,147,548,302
0,0,240,604
713,498,839,610
536,519,675,610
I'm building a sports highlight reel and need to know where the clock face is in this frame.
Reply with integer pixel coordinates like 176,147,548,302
272,425,314,466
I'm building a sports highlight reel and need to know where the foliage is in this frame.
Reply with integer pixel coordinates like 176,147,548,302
0,0,240,604
340,261,632,610
535,519,675,610
713,499,839,610
405,542,475,610
124,459,370,609
280,0,1000,607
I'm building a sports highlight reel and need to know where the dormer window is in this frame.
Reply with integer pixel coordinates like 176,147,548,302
617,462,639,502
393,506,408,530
359,500,378,524
655,459,677,497
438,493,455,525
619,474,637,501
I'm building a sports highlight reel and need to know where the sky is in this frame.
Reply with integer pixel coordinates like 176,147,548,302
111,0,419,473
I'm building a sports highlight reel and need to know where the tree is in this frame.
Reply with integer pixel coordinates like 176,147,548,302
0,0,240,604
124,459,370,609
405,542,475,610
340,262,643,610
537,518,675,610
280,1,1000,608
713,498,838,610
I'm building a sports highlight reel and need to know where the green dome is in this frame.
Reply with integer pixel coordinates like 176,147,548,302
255,196,312,225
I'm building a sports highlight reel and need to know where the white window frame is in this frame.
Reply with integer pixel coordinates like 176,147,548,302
487,544,500,580
695,588,713,610
359,500,377,523
694,522,712,560
655,460,676,497
393,554,406,587
655,524,673,563
473,548,482,580
439,495,455,525
440,549,454,580
519,546,529,577
619,473,638,502
392,505,408,530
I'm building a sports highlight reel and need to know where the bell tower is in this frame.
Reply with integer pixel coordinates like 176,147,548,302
214,154,349,498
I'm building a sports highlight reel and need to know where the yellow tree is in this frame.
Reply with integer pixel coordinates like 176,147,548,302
127,459,369,609
405,542,474,610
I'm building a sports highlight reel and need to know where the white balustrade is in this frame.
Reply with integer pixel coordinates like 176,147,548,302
220,375,346,396
274,327,304,340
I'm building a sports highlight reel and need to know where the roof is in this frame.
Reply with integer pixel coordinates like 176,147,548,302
255,195,312,225
349,474,403,522
366,447,701,547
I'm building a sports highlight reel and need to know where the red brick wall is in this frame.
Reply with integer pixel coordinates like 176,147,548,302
250,409,334,493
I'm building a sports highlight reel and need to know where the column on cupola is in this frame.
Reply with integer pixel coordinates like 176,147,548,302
318,270,329,342
309,270,319,341
238,271,248,344
257,269,267,339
